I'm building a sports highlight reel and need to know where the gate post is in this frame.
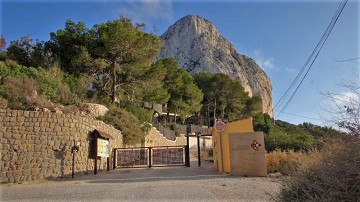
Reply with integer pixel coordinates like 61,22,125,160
148,147,152,168
185,124,191,167
197,133,201,167
113,149,116,169
185,145,189,167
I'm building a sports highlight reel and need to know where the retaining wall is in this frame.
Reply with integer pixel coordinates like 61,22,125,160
144,127,186,147
0,109,122,183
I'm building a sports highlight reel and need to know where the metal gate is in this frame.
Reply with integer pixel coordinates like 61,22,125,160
113,146,187,168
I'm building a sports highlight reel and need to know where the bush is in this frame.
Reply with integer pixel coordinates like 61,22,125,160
265,126,314,152
0,52,7,61
253,113,344,152
123,102,152,123
101,106,145,146
34,67,64,102
0,97,7,108
168,123,181,137
64,74,90,101
0,61,87,108
266,149,319,175
253,113,316,152
266,150,288,174
278,136,360,201
0,76,51,109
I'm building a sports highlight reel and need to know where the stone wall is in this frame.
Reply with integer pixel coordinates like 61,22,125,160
144,127,186,147
0,109,122,183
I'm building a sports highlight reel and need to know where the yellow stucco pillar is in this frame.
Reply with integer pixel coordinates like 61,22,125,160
212,118,254,173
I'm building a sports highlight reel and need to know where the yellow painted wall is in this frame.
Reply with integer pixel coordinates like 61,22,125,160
212,118,254,173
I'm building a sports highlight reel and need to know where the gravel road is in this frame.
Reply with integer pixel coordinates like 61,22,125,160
1,154,281,202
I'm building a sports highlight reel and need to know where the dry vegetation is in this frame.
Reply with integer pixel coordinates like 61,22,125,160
267,136,360,201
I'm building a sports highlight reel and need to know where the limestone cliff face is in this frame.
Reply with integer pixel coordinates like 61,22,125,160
158,15,273,116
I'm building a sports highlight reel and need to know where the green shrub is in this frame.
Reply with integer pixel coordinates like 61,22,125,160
101,106,145,146
141,122,152,133
168,123,181,137
265,126,314,152
0,60,35,81
254,113,315,152
34,68,64,102
0,61,87,108
64,74,90,101
123,102,152,123
0,52,7,61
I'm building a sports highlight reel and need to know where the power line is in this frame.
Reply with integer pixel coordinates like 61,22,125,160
278,111,322,121
334,57,360,62
275,0,348,118
279,0,348,113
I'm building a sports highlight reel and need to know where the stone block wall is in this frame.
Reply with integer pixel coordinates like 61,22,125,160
0,109,122,183
144,127,186,147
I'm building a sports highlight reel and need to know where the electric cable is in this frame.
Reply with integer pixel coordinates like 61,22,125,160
276,1,345,111
275,0,348,118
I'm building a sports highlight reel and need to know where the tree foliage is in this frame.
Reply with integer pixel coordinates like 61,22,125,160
49,18,162,105
93,17,161,104
141,60,170,105
253,113,343,152
3,17,339,150
0,35,6,61
159,58,203,122
48,20,95,74
194,72,261,121
0,35,5,50
7,36,55,68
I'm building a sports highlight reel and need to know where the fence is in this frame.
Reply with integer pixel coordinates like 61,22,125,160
113,146,187,168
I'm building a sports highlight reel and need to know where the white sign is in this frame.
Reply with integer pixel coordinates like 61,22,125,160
97,139,110,157
215,121,226,132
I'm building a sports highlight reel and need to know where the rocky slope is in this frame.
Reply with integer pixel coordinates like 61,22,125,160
158,15,273,116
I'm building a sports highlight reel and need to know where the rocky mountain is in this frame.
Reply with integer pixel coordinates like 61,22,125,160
158,15,273,117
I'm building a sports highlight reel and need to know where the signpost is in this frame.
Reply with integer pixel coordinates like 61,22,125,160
97,139,110,157
214,121,226,172
215,121,226,132
92,130,114,175
71,141,79,179
196,132,201,167
185,124,190,167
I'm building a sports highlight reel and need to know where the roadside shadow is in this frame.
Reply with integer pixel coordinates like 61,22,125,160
43,159,222,183
85,174,231,184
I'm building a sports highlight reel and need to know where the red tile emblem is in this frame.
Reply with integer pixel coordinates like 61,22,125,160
251,140,261,151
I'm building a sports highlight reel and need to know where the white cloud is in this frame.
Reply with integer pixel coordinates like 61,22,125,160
333,92,359,106
254,49,275,71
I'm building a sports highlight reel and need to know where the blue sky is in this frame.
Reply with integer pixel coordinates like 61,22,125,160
1,0,359,126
